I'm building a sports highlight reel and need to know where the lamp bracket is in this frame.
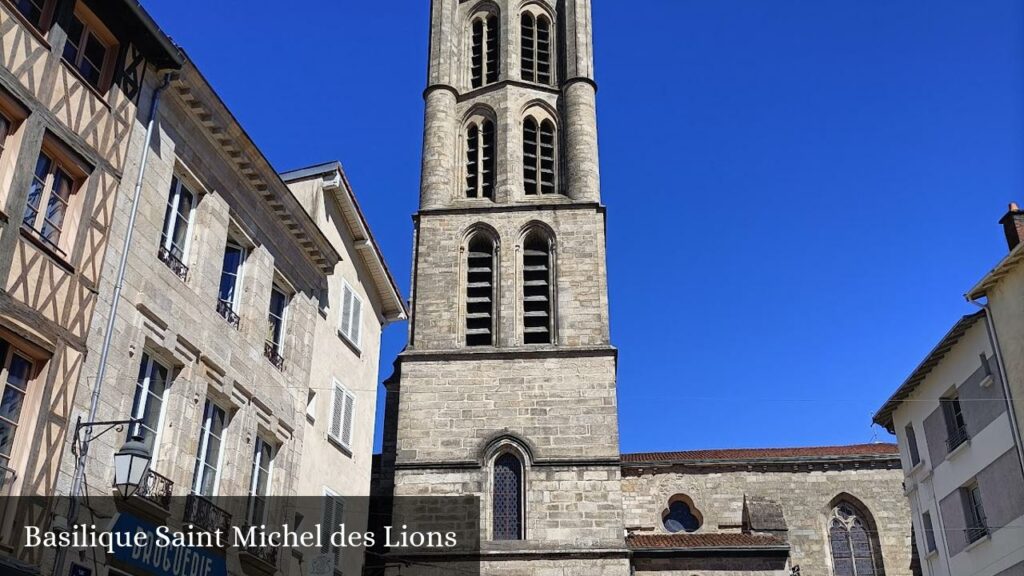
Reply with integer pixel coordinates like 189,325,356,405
72,417,143,459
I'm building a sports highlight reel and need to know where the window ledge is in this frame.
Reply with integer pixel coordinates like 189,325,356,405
337,329,362,356
979,374,994,389
58,59,112,110
964,532,990,553
19,226,74,273
327,434,353,458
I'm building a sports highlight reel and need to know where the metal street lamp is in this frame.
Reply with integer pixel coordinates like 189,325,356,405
113,436,151,499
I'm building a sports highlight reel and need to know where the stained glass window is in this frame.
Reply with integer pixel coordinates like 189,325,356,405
829,502,883,576
493,453,523,540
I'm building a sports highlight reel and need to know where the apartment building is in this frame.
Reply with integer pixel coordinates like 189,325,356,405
283,162,406,575
0,0,180,573
875,309,1024,576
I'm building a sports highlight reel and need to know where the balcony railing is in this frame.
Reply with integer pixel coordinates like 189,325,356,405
185,493,232,535
135,469,174,509
966,524,989,544
946,426,970,453
158,246,189,282
241,527,280,566
217,300,241,329
264,342,284,371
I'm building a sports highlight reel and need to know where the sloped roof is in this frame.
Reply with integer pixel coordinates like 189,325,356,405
622,443,898,465
872,311,985,431
626,533,788,550
967,241,1024,300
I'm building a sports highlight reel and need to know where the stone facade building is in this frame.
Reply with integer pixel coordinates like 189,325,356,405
374,1,917,576
875,207,1024,576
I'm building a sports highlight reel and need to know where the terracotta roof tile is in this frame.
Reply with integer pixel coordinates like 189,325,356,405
627,533,788,550
621,443,898,464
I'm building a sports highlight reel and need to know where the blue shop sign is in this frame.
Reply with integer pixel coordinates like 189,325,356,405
109,514,226,576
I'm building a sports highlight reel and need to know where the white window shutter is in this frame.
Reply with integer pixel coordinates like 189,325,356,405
350,294,362,347
329,383,344,442
341,285,353,336
341,389,356,450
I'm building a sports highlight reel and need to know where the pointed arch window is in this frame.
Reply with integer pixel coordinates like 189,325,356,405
523,117,556,196
493,453,523,540
522,231,553,344
829,502,884,576
465,118,496,199
521,12,552,85
466,233,496,347
471,14,500,89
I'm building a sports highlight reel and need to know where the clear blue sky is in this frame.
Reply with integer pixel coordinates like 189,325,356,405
145,0,1023,454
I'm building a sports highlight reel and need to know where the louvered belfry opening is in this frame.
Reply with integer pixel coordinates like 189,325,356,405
522,232,552,344
472,15,500,89
466,120,496,199
523,118,556,195
521,13,551,85
466,234,496,346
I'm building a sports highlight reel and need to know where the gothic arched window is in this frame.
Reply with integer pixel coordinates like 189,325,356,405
521,12,552,84
493,453,523,540
466,232,496,347
471,14,500,88
523,117,556,195
522,230,553,344
465,118,495,199
829,501,884,576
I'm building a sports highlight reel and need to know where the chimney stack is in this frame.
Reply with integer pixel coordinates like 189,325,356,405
1000,202,1024,251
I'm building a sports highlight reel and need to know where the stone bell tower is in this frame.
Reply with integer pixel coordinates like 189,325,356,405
379,0,628,572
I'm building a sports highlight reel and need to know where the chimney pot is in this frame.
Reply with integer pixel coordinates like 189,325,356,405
999,201,1024,251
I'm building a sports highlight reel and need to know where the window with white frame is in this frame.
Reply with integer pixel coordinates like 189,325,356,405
159,176,196,280
0,338,34,474
191,400,227,497
339,281,363,348
320,488,346,567
129,353,169,461
328,380,356,452
265,284,289,368
246,437,274,526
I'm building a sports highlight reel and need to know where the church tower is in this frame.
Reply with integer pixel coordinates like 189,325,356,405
380,0,628,571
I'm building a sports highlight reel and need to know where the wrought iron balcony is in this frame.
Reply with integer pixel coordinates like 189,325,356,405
217,300,241,329
966,524,989,544
158,246,189,282
946,426,970,453
264,341,284,371
240,527,280,567
135,469,174,509
184,493,231,535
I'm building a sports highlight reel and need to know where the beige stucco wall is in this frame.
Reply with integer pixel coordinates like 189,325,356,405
985,261,1024,465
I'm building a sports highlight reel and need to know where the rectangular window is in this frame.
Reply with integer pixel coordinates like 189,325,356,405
246,437,274,526
0,338,34,474
265,285,288,369
962,483,988,544
61,5,115,92
217,241,246,327
22,149,79,254
328,380,356,451
905,424,921,467
191,400,227,498
129,353,169,461
339,281,362,348
12,0,51,30
320,488,345,567
921,511,936,553
941,393,969,452
159,176,196,280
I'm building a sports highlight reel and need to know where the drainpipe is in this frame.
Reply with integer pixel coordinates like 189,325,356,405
57,70,175,574
967,298,1024,479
